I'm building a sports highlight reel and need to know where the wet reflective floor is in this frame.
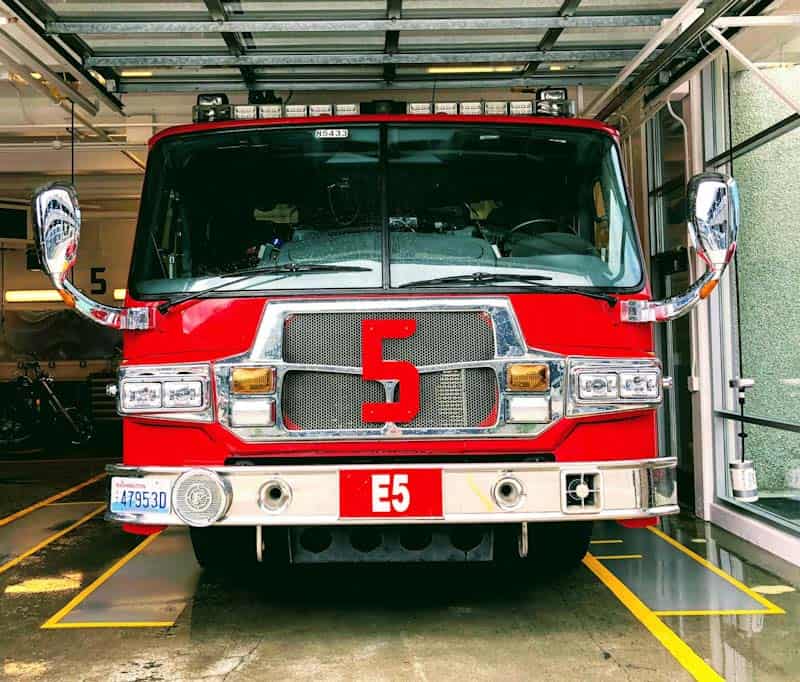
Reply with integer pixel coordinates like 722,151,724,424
1,455,798,681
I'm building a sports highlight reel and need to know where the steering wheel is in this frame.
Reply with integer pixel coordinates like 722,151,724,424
501,218,566,255
508,218,563,238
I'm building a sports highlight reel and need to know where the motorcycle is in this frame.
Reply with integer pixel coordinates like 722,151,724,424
0,360,93,452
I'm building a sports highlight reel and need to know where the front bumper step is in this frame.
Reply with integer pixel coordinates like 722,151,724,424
106,457,678,527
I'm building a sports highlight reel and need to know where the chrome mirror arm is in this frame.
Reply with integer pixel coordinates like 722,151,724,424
61,279,155,330
624,171,739,325
32,182,155,331
621,269,718,323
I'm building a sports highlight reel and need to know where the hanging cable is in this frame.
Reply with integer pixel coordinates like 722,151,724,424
70,100,75,185
665,99,690,181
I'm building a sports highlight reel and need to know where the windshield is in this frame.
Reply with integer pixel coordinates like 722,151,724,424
130,123,643,297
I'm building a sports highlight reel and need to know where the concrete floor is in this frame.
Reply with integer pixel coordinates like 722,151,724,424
1,454,798,681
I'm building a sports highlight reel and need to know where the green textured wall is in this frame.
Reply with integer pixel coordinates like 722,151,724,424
731,67,800,491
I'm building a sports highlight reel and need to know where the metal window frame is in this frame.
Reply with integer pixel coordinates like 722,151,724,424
701,43,800,529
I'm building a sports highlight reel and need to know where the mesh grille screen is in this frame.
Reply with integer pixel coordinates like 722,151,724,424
282,368,498,431
283,311,494,367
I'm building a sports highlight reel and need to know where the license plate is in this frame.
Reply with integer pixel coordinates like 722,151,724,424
339,469,442,518
110,477,171,515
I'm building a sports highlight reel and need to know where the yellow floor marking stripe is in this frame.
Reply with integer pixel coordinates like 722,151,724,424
0,505,105,576
42,532,163,630
647,527,786,615
41,621,174,629
590,539,624,545
0,473,106,527
583,552,724,682
594,554,643,560
654,609,773,617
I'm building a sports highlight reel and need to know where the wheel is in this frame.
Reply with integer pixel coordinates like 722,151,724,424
529,521,593,572
0,417,35,451
189,526,289,574
497,521,593,573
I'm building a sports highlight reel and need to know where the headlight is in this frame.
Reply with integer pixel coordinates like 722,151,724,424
117,364,211,421
619,372,660,400
578,373,618,400
163,381,203,408
121,382,162,410
569,359,662,416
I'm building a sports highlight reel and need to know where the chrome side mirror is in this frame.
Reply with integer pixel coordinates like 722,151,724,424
32,182,154,330
622,172,739,323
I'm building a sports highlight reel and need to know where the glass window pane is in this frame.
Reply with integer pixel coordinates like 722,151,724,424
655,101,687,189
386,125,643,289
130,125,382,296
656,182,687,253
734,126,800,428
728,424,800,523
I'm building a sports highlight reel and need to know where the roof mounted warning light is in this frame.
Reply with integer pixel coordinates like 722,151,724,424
535,88,576,117
193,93,232,122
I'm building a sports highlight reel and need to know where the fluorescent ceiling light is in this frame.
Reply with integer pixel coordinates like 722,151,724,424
88,69,107,85
30,71,42,80
426,65,520,74
5,289,62,303
120,70,153,78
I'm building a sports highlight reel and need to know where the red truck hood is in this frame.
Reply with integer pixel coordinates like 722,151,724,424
123,292,653,363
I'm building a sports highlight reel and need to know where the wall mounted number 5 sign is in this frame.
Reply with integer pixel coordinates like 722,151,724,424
361,319,420,423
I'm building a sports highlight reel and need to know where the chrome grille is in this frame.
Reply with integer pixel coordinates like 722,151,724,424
282,311,494,367
282,368,498,431
281,372,384,431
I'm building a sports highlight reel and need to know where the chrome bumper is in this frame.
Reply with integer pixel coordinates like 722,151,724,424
107,457,678,527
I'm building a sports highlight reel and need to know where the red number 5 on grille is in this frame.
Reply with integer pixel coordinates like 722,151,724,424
361,319,420,423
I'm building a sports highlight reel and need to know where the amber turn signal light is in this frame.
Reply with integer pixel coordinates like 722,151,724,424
231,367,275,394
506,363,549,392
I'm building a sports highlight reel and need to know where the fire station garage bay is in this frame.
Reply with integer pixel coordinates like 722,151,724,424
1,1,799,680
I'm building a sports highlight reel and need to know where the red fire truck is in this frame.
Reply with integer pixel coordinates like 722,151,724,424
31,96,738,570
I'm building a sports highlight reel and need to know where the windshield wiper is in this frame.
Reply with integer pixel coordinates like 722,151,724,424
399,271,617,306
157,263,372,314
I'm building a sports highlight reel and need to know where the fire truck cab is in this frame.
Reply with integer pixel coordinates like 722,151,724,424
30,96,739,571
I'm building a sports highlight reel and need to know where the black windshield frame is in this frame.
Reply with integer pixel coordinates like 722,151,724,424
128,121,647,300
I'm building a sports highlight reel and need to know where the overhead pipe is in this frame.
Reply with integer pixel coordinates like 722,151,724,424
583,0,704,119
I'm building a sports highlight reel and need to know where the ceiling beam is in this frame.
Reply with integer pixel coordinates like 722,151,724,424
117,73,617,94
88,48,651,68
524,0,582,75
202,0,256,90
383,0,401,83
48,14,672,35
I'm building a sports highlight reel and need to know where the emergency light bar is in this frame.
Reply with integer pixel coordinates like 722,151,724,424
191,95,575,123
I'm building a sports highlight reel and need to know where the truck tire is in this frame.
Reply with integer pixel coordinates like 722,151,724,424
498,521,592,573
189,526,257,574
529,521,593,572
189,526,289,574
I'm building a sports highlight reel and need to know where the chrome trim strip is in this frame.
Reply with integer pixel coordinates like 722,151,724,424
215,297,566,442
248,297,529,360
106,457,678,527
